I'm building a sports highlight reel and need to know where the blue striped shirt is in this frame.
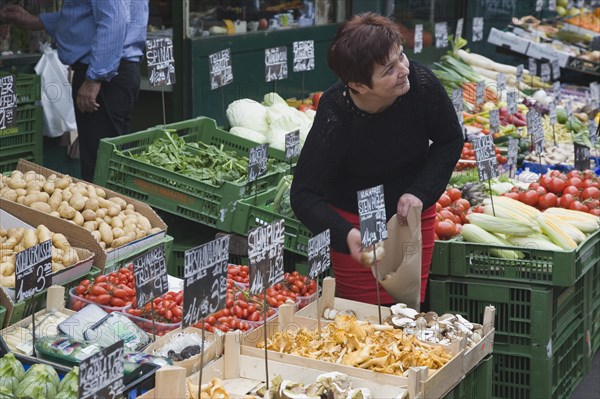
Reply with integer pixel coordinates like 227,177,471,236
40,0,149,81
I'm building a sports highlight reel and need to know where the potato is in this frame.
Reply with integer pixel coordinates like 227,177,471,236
135,228,146,239
55,177,70,189
48,190,62,211
61,248,79,266
111,217,123,229
86,185,99,198
99,241,106,250
91,230,102,242
31,201,52,214
107,206,120,217
26,180,43,192
7,176,26,190
0,188,18,202
13,243,25,253
16,196,25,204
15,188,27,197
99,222,113,245
22,229,38,249
96,208,107,218
42,180,55,194
52,233,70,251
0,274,16,288
82,209,97,221
112,227,124,239
36,225,52,243
50,211,60,218
73,211,85,226
61,189,73,202
58,202,76,219
150,227,163,235
0,228,6,236
136,215,152,231
52,247,64,262
23,193,42,207
47,174,58,181
85,197,100,211
83,221,98,232
108,197,127,210
111,231,136,248
103,216,113,225
24,171,44,182
69,194,86,211
123,224,136,235
95,187,107,198
125,204,135,212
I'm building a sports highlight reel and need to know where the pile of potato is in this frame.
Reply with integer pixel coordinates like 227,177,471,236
0,225,80,288
0,170,162,251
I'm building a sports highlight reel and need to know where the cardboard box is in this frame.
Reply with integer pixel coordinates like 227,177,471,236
1,159,167,272
0,209,94,326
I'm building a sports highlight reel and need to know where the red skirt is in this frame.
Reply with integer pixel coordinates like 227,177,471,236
331,205,436,304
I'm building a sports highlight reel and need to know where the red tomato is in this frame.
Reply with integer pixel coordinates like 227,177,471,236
537,193,558,210
447,188,462,202
455,198,471,210
548,178,566,195
435,220,456,240
567,177,584,190
583,179,600,189
438,194,452,208
589,208,600,216
567,170,582,179
581,187,600,200
519,190,539,207
503,192,520,201
297,104,311,112
559,194,575,209
563,185,580,197
569,201,588,212
96,294,112,305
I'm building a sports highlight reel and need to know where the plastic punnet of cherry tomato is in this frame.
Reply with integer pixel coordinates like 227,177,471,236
282,271,317,297
72,266,136,311
502,169,600,215
227,264,249,285
126,290,184,326
434,188,483,241
455,142,507,171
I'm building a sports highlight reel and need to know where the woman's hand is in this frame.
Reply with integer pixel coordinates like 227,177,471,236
396,193,422,224
347,228,370,268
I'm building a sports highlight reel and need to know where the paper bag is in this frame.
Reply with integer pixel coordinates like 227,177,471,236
371,205,422,309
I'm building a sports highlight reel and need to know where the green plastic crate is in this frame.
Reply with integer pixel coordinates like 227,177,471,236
103,235,173,274
443,355,493,399
0,306,5,330
586,261,600,356
430,238,455,276
233,187,313,257
0,104,43,173
0,72,41,105
94,117,286,231
492,320,588,399
430,276,586,359
448,230,600,286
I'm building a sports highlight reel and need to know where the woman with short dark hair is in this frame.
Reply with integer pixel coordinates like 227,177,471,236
290,13,463,308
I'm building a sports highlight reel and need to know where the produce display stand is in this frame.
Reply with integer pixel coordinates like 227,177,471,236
1,159,168,272
93,117,287,232
0,105,43,174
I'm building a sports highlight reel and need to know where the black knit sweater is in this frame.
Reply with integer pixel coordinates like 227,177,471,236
290,60,464,253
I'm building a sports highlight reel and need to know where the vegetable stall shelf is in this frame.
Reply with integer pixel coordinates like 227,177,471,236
94,117,287,232
0,105,43,174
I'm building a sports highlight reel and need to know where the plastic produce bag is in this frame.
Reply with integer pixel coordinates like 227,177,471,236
371,206,422,309
34,43,77,137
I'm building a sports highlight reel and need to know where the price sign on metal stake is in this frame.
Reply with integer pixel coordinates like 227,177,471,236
476,81,485,106
308,229,331,279
550,101,557,125
293,40,315,72
248,144,268,183
285,130,301,161
529,58,537,77
452,88,463,113
79,341,125,399
507,91,517,115
414,24,423,54
516,64,524,85
536,0,544,12
0,74,17,130
133,244,168,308
15,240,52,302
208,48,233,90
551,59,561,80
146,38,176,87
553,81,561,102
489,109,500,135
473,135,498,182
265,46,288,82
497,73,506,94
357,185,387,249
472,17,484,42
549,0,557,11
248,220,285,295
455,18,464,40
540,63,551,83
435,22,448,49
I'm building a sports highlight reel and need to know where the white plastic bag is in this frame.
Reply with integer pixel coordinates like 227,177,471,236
34,43,77,137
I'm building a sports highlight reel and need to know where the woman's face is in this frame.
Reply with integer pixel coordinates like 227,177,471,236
370,45,410,98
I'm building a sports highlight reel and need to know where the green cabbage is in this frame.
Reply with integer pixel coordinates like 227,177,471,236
0,353,25,393
15,364,59,399
0,386,17,399
54,391,77,399
58,366,79,396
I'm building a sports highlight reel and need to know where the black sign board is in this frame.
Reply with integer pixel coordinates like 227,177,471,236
489,109,500,134
265,46,288,82
0,74,17,130
476,81,485,105
455,18,464,40
507,91,517,115
292,40,315,72
516,64,524,85
146,38,175,87
248,144,268,183
507,138,519,167
540,63,551,83
529,58,537,77
473,135,499,182
79,340,124,399
472,17,484,42
308,229,331,279
551,59,561,80
357,185,387,249
182,236,229,328
435,22,448,49
414,24,423,54
133,244,168,308
574,143,591,171
452,88,463,113
553,81,561,102
15,240,52,302
496,73,506,94
285,130,301,160
209,48,233,90
591,82,599,100
248,219,285,295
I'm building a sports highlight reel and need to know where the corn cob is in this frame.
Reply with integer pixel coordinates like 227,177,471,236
461,224,524,259
467,213,540,236
536,214,578,250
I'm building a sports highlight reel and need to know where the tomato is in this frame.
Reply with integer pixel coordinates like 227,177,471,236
567,170,582,179
519,190,539,207
96,294,112,305
91,285,107,296
297,104,311,112
548,177,566,195
447,188,462,202
438,194,452,208
312,92,323,109
581,187,600,201
589,208,600,216
537,193,558,210
539,176,552,190
567,177,584,190
249,311,260,322
75,285,87,295
95,275,107,283
586,199,600,210
503,192,520,201
569,201,588,212
455,198,471,211
110,297,126,307
435,220,456,240
472,205,485,213
559,193,574,209
112,288,128,299
583,179,600,189
563,185,580,197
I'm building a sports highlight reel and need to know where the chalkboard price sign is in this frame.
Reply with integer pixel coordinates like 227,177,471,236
529,58,537,77
357,185,387,249
248,219,285,295
435,22,448,49
507,91,517,115
414,24,423,54
590,82,600,103
476,81,485,106
133,244,168,308
473,135,498,182
553,81,561,102
209,48,233,90
248,144,268,183
79,340,124,399
182,236,230,328
551,59,561,80
265,46,288,82
489,109,500,134
285,130,301,160
452,88,463,113
574,144,591,171
496,73,506,94
536,0,544,12
516,64,524,85
0,74,17,130
472,17,484,42
15,240,52,303
540,63,551,83
293,40,315,72
527,110,544,153
308,229,331,279
549,101,557,125
146,38,176,87
507,138,519,167
548,0,557,11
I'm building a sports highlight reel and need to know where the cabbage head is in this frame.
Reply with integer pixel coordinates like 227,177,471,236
226,99,269,133
15,364,59,399
0,353,25,393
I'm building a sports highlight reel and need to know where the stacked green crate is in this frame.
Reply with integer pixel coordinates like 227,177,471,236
443,355,493,399
430,277,588,399
586,261,600,356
